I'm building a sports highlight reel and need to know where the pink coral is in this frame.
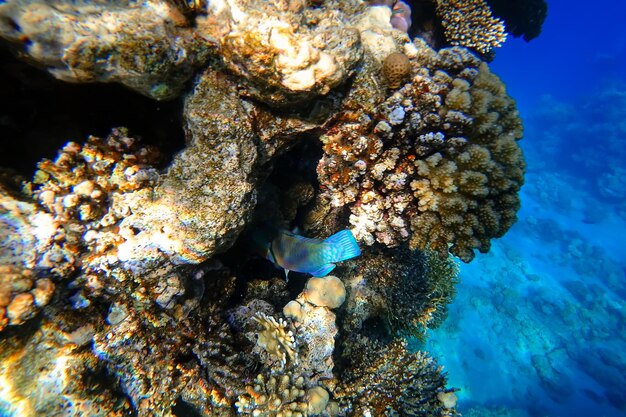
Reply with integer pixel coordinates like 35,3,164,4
369,0,412,32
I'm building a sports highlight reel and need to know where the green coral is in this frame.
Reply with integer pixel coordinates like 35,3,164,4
389,249,460,341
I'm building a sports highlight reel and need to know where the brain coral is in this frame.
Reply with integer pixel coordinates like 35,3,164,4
317,39,525,262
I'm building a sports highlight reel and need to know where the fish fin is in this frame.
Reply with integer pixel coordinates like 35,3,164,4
267,249,276,264
282,230,320,244
323,230,361,262
309,263,336,278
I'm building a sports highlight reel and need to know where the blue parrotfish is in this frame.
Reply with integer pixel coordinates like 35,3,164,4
264,229,361,280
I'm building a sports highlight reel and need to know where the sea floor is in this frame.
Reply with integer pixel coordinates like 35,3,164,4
426,168,626,417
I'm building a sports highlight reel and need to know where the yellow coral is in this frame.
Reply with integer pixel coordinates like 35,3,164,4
435,0,507,54
303,276,346,309
235,372,330,416
252,312,298,368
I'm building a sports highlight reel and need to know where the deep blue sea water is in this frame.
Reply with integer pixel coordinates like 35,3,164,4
425,1,626,416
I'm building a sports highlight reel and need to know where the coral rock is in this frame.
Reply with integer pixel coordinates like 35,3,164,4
199,0,363,105
0,0,213,99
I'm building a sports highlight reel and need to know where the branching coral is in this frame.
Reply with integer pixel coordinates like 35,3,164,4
318,39,524,262
435,0,508,54
235,372,331,416
336,338,459,416
252,312,298,369
340,245,459,340
486,0,548,42
414,249,460,334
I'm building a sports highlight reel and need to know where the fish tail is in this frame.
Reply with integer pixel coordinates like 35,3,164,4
323,230,361,262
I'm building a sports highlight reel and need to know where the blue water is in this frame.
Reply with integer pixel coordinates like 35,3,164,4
426,1,626,416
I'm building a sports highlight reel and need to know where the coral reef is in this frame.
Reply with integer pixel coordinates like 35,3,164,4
318,38,525,261
0,0,535,414
525,87,626,210
369,1,412,32
93,305,213,416
23,128,161,276
0,183,56,331
434,0,507,55
0,319,133,416
0,266,54,331
283,275,346,384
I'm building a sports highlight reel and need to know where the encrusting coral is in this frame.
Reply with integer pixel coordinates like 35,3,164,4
318,38,525,262
435,0,508,55
0,0,213,100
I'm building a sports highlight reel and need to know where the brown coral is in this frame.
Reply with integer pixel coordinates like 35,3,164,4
317,39,524,262
335,338,459,416
23,128,161,276
383,52,411,89
435,0,508,54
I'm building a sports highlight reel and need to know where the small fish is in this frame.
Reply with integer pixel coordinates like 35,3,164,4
265,229,361,280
